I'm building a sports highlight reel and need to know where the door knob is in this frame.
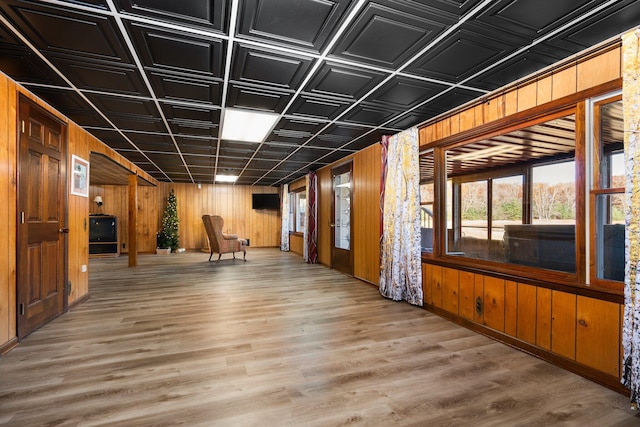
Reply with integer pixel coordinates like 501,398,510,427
59,227,70,234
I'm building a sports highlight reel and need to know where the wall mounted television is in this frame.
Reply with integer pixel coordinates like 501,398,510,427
252,193,280,210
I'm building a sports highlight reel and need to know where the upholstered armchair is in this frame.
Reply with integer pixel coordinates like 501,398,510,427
202,215,246,262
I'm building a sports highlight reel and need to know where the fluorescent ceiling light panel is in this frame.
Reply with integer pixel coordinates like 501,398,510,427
215,174,238,183
221,108,279,142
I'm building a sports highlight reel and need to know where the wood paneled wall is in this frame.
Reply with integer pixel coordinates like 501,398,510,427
89,183,281,252
290,234,304,255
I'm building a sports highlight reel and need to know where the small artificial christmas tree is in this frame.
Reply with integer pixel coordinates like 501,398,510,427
158,189,179,252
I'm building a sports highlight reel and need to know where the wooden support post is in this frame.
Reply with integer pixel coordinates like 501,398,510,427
128,174,138,267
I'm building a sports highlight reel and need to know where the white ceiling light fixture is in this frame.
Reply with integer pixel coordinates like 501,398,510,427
221,108,279,143
215,174,239,183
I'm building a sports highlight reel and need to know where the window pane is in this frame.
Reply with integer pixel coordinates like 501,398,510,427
507,161,576,273
288,192,295,232
595,193,625,281
532,162,575,224
491,175,523,241
461,180,488,240
334,172,350,250
297,192,307,233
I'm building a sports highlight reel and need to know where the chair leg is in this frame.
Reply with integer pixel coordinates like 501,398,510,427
233,252,236,259
243,249,246,261
217,254,221,263
209,251,213,262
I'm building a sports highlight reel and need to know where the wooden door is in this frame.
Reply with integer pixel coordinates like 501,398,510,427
331,162,353,275
17,98,67,339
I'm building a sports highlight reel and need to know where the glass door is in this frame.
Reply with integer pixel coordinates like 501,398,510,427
331,162,353,275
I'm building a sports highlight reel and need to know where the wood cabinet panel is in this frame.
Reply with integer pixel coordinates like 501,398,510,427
442,267,459,315
483,276,505,332
459,270,475,321
517,283,537,344
536,287,552,350
431,265,443,309
505,280,518,337
576,296,621,377
551,290,577,360
423,263,433,306
290,234,303,255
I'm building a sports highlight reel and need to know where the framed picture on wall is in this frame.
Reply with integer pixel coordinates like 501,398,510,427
70,154,89,197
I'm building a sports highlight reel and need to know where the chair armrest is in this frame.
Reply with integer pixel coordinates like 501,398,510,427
222,233,239,240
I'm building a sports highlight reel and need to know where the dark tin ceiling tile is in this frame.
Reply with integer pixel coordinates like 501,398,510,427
545,0,640,52
406,27,521,83
115,0,227,32
217,157,249,170
237,0,352,53
57,0,108,9
420,87,480,115
475,0,596,40
287,147,333,164
0,44,69,86
341,102,404,127
86,93,157,118
268,117,327,141
227,82,292,112
176,138,216,156
88,129,133,150
288,94,352,120
256,143,296,161
465,48,563,91
49,56,149,96
344,131,384,151
150,72,222,104
309,123,370,149
304,61,387,100
127,22,225,77
218,140,260,158
330,1,454,68
183,156,212,167
231,43,313,91
366,76,448,110
0,1,131,63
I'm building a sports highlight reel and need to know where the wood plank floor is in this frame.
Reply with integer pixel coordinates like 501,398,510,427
1,249,638,426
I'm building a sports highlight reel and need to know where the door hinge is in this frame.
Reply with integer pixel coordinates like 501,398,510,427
19,303,25,316
66,281,72,296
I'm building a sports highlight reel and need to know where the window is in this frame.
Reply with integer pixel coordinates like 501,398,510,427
289,189,307,234
591,96,624,285
441,111,577,273
420,150,434,252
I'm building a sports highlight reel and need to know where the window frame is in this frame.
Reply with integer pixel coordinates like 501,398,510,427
589,94,624,290
289,188,307,235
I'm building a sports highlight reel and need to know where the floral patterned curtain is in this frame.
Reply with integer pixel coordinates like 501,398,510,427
306,171,318,264
280,184,290,252
379,127,422,306
622,28,640,410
